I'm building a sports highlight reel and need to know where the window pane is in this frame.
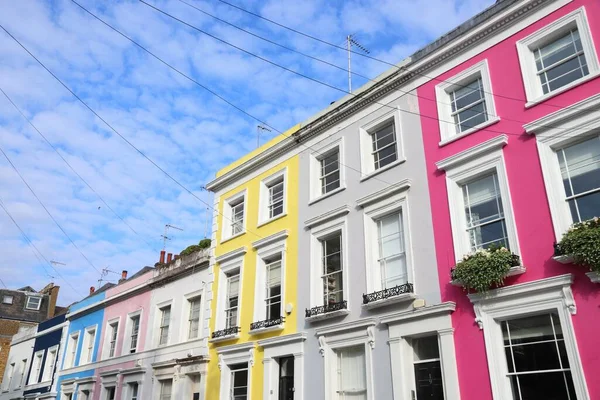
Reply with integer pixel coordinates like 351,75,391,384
456,101,488,132
510,371,576,400
337,346,367,400
372,123,395,151
536,30,580,69
413,336,440,361
374,145,398,169
451,78,483,112
377,213,407,288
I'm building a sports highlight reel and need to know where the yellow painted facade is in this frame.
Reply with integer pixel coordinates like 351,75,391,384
206,152,299,400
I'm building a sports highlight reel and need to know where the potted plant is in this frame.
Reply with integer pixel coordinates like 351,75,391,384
555,217,600,277
451,246,521,293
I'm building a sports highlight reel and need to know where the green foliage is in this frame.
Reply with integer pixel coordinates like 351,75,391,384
180,238,212,256
451,246,521,293
557,217,600,273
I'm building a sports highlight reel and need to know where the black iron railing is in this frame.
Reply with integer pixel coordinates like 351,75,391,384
250,316,285,331
305,300,347,318
554,242,565,257
211,326,240,339
362,283,414,305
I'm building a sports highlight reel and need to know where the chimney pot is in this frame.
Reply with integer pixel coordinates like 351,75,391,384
90,286,95,295
159,250,166,264
167,253,173,263
121,270,128,280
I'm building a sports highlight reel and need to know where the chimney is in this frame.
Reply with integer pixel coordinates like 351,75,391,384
47,285,60,318
119,270,128,284
159,250,166,264
174,254,180,260
167,253,173,263
89,286,95,295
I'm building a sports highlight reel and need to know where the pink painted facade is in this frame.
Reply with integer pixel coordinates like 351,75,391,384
92,271,153,400
416,0,600,399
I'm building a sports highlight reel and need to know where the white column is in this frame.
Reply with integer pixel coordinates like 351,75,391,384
263,358,274,400
387,337,405,400
438,328,460,400
293,353,304,400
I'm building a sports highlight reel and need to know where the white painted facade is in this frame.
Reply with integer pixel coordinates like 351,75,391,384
0,326,36,399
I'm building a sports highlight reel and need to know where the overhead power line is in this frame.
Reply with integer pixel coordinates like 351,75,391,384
0,87,159,254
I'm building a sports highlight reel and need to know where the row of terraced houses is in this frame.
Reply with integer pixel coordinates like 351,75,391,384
1,0,599,399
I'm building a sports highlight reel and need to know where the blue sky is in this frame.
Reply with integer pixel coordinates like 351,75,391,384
0,0,495,304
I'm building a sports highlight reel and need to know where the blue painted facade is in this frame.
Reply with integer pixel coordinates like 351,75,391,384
22,313,67,397
55,289,107,400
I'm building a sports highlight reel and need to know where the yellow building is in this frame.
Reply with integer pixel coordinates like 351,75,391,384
205,126,304,400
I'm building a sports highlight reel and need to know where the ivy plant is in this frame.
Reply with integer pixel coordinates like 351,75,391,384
451,246,521,293
556,217,600,273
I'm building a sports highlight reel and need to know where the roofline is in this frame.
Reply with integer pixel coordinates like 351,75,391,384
206,0,551,192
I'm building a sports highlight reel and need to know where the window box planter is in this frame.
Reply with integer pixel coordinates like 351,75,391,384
555,218,600,284
249,317,285,334
305,300,349,322
362,283,415,310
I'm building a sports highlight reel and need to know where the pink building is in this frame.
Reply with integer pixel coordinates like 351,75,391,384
416,0,600,399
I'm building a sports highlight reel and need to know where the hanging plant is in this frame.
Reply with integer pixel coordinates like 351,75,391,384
556,217,600,273
451,246,521,293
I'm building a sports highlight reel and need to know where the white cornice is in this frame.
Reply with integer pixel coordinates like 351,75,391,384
468,273,573,303
304,205,350,229
257,332,307,348
524,93,600,134
380,302,456,325
315,318,377,336
215,247,247,264
436,135,508,171
356,179,411,208
251,230,288,250
216,341,255,355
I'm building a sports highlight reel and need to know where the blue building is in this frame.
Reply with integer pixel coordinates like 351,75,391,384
55,284,113,400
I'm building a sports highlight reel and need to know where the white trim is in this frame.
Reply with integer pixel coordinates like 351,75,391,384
252,233,287,327
435,59,500,144
304,205,350,229
526,93,600,240
79,325,97,366
215,247,247,265
251,230,288,250
215,251,245,333
25,295,42,311
468,274,589,400
516,6,599,104
314,318,377,337
436,134,508,171
259,333,306,400
102,316,121,360
123,310,142,355
359,159,405,182
216,343,255,400
258,168,287,225
309,137,345,203
356,179,411,208
221,190,247,242
586,271,600,283
41,345,59,383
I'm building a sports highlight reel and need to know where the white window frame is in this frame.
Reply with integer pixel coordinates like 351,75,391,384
359,107,404,180
309,138,345,204
158,379,172,400
316,320,376,400
468,274,589,400
103,317,120,359
123,310,142,355
435,59,499,145
221,190,247,242
42,345,58,382
216,342,255,400
184,291,204,341
258,168,287,226
436,135,521,264
517,6,600,107
25,295,42,310
157,303,172,347
28,350,44,385
18,358,28,388
381,302,461,400
64,332,80,369
80,325,97,365
4,362,15,391
2,295,13,304
258,333,306,400
214,248,246,338
307,209,350,321
525,93,600,240
251,231,287,333
360,182,415,304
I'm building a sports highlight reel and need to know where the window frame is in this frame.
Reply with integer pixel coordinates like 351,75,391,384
122,311,142,355
309,138,345,204
159,379,172,400
258,168,287,226
28,350,44,385
80,325,97,365
214,248,246,337
64,331,80,369
222,191,247,242
435,59,499,145
468,274,589,400
41,345,58,382
103,318,120,359
359,107,404,180
436,135,521,263
2,295,13,304
186,294,203,340
516,7,599,107
158,304,172,346
25,295,42,310
18,358,28,388
216,342,255,400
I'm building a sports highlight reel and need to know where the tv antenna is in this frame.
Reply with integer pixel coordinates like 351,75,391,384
97,267,120,288
47,260,65,280
161,224,183,251
346,34,370,92
257,125,272,148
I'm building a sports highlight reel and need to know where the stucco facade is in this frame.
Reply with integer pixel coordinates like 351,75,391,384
0,326,36,399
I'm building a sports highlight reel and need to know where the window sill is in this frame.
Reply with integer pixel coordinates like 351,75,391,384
361,292,416,310
359,159,405,182
256,213,287,228
208,333,239,343
586,271,600,283
305,309,350,323
308,186,346,206
451,265,526,287
248,324,284,335
438,117,501,147
525,71,600,109
220,231,246,245
553,254,574,264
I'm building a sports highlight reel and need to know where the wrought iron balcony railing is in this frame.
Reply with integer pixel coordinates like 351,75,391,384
305,300,347,318
362,283,414,305
211,326,240,339
250,316,285,331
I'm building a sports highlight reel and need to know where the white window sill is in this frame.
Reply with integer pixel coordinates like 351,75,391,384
451,265,526,287
525,71,600,109
438,117,501,147
256,213,287,228
361,292,416,310
308,186,346,206
305,309,350,323
208,333,240,343
553,254,574,264
220,231,246,245
359,159,405,182
248,324,284,335
586,272,600,283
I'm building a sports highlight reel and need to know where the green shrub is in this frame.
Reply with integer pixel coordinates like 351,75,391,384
198,238,211,249
180,238,212,256
556,217,600,273
451,246,521,293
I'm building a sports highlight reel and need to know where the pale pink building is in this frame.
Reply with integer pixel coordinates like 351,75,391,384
416,0,600,399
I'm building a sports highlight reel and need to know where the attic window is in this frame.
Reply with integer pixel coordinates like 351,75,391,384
2,295,13,304
25,296,41,310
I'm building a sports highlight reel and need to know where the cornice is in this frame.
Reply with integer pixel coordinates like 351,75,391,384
436,135,508,171
257,332,307,348
304,205,350,229
315,318,377,336
524,93,600,134
251,230,288,250
215,246,247,265
380,302,456,325
356,179,411,208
